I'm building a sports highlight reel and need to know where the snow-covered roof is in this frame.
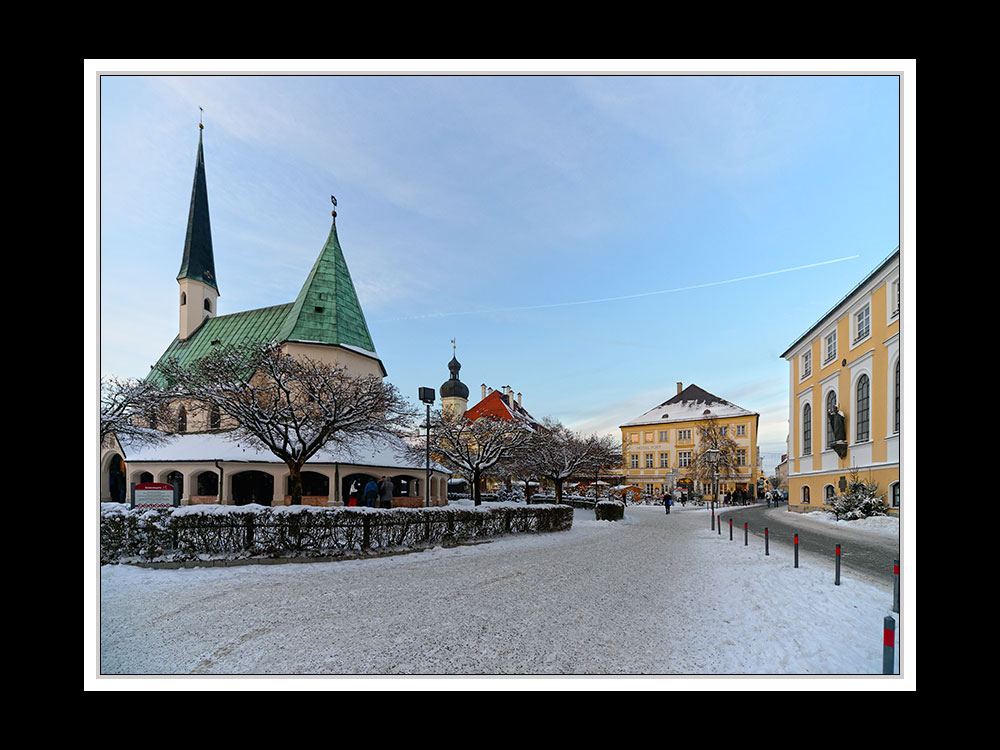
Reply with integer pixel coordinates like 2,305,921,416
125,430,448,473
621,384,758,428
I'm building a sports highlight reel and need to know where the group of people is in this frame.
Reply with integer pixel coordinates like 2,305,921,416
349,476,395,508
721,488,753,506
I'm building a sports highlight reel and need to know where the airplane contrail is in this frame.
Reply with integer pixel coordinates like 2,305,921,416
380,254,860,322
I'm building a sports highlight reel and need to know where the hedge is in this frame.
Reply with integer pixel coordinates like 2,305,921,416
595,500,625,521
100,502,574,564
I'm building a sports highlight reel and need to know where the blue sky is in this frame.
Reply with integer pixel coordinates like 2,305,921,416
92,66,908,473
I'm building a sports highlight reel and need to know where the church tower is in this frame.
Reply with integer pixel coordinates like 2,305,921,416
439,342,469,416
177,121,219,340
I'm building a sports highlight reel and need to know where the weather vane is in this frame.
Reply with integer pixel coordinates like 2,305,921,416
199,106,204,130
451,338,456,354
331,194,337,220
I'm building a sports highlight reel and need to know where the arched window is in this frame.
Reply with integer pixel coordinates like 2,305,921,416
890,482,900,509
802,403,812,455
204,298,212,312
802,486,811,505
177,405,187,433
209,404,221,430
180,292,187,306
824,485,836,503
826,391,837,448
856,375,870,442
894,361,900,434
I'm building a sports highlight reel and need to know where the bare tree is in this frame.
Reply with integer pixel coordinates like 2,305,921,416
100,376,172,450
421,408,533,506
156,342,416,505
689,417,742,502
519,418,620,503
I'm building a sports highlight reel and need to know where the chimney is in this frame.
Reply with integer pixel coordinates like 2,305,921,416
677,382,683,395
517,392,522,407
481,384,487,400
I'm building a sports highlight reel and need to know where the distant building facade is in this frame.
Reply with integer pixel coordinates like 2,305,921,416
780,249,900,515
620,383,760,499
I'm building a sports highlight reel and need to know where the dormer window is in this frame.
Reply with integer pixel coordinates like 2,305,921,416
314,306,325,313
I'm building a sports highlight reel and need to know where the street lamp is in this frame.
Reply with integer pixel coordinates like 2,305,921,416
705,448,721,529
419,387,435,508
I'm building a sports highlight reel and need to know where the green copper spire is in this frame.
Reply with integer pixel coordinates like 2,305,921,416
176,126,219,292
276,213,377,355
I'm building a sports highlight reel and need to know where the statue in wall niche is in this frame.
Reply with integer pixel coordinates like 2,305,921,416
828,403,848,459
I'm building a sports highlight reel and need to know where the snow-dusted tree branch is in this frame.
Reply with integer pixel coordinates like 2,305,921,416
419,408,533,505
518,418,620,502
689,417,742,491
100,375,172,450
155,342,417,505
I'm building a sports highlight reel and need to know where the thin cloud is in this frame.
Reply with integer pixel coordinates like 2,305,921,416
379,255,859,322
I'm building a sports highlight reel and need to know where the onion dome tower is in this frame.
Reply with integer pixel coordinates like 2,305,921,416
440,341,469,416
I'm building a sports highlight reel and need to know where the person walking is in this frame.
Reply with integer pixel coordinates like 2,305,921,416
364,478,379,508
379,475,394,509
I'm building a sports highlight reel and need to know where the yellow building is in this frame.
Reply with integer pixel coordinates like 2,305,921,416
620,383,761,499
780,249,900,515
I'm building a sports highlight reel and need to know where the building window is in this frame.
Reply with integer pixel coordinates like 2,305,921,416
177,405,187,433
630,454,639,469
736,449,747,466
735,424,746,437
678,429,691,442
678,451,692,468
825,331,837,363
629,433,639,443
659,430,669,442
180,292,187,306
855,304,871,342
802,486,811,504
890,279,900,318
802,403,812,455
856,375,870,442
825,391,837,448
204,298,212,312
659,452,669,468
891,482,900,508
645,453,654,469
209,404,221,430
894,361,900,434
802,350,812,379
719,426,728,437
644,431,654,443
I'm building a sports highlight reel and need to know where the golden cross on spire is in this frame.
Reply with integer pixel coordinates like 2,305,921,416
451,338,456,354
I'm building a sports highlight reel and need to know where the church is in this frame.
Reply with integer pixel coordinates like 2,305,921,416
100,125,450,508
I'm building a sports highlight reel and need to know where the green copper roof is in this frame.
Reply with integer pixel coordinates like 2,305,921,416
176,130,219,292
276,220,377,355
147,303,292,386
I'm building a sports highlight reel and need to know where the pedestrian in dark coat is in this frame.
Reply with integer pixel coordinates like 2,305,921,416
379,476,394,509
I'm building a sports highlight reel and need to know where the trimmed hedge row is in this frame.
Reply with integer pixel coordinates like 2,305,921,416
595,500,625,521
100,502,574,564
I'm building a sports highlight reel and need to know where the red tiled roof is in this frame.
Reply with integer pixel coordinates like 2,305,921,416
464,390,542,428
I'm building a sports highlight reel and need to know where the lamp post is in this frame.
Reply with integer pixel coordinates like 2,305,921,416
418,387,435,507
705,448,721,526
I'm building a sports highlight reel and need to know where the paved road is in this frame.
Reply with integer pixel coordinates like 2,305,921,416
716,504,900,588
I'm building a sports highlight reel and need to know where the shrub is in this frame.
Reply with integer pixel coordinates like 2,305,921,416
595,499,624,521
828,471,887,521
100,502,573,564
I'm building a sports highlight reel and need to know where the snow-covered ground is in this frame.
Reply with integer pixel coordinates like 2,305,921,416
96,503,908,686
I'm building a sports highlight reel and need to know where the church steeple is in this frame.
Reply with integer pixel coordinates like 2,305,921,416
177,118,219,340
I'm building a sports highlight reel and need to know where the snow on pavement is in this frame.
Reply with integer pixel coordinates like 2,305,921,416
100,504,900,676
